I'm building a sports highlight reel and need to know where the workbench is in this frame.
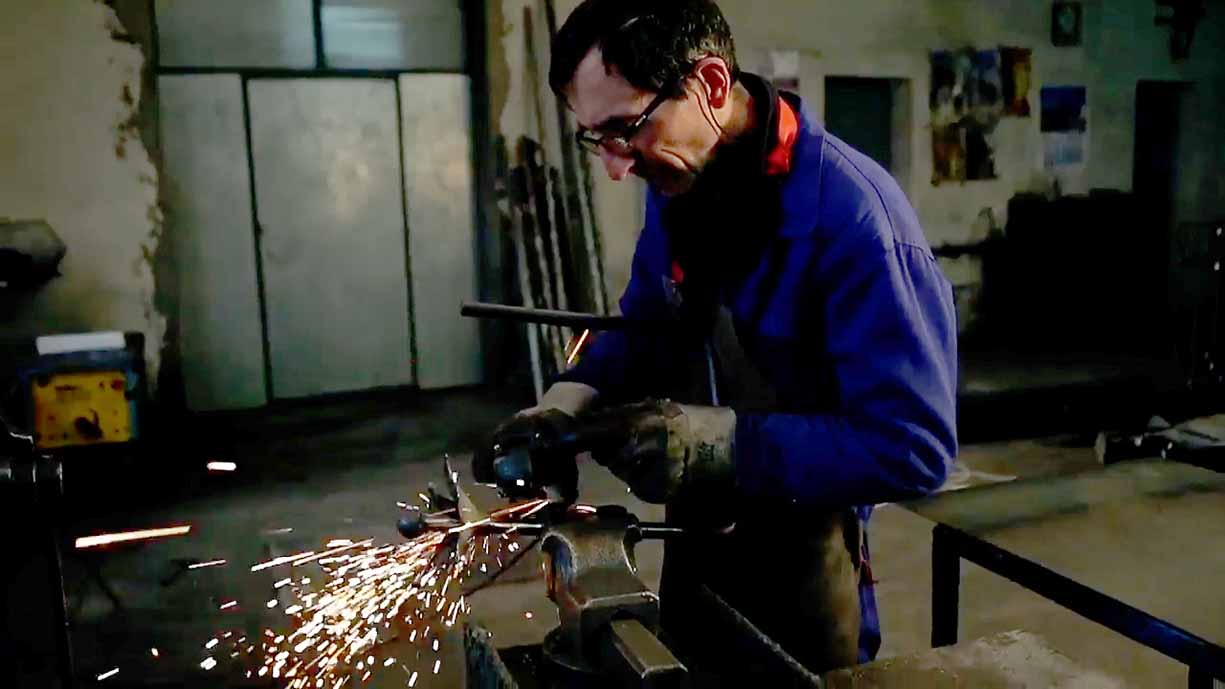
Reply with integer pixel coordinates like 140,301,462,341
904,460,1225,688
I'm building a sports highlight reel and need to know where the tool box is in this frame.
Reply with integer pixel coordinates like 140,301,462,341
14,332,145,450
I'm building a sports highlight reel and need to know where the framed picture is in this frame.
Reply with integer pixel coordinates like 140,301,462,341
1052,2,1082,47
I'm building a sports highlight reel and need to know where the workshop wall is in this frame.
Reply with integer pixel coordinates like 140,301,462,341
722,0,1225,292
0,1,166,386
490,0,1225,318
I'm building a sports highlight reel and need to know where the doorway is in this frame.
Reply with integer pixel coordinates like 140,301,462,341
825,77,893,168
1134,81,1186,236
824,76,913,192
1133,80,1188,334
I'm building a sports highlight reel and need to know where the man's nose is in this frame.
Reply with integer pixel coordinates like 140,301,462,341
599,149,635,181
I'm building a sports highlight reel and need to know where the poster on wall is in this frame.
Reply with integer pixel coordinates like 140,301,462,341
1052,2,1083,47
1000,47,1032,117
930,48,1003,185
1040,86,1087,172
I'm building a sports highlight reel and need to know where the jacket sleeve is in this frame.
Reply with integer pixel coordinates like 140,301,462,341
554,217,673,403
733,238,958,508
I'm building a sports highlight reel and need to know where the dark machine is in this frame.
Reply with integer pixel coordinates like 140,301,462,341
0,409,75,689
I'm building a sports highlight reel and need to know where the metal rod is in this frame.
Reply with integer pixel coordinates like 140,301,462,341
931,524,960,648
477,520,684,539
696,584,826,688
1188,666,1217,689
461,301,630,331
940,523,1225,678
636,524,687,540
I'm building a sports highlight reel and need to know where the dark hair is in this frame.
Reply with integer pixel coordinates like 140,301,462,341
549,0,738,99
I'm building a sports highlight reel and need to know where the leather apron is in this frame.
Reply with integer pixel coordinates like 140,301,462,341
657,307,863,683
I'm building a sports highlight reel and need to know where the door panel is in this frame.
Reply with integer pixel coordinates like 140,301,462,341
399,74,482,389
159,74,268,410
248,79,414,398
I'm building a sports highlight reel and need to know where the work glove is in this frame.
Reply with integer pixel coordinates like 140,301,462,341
591,400,737,504
471,382,598,498
516,382,599,418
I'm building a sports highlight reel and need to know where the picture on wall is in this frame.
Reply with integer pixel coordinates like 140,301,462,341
930,48,1003,184
1040,85,1088,172
1052,2,1083,47
1000,47,1033,117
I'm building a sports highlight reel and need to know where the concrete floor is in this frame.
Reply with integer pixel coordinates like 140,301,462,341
56,386,1203,688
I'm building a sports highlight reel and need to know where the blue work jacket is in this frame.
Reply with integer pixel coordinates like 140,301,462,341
558,89,958,661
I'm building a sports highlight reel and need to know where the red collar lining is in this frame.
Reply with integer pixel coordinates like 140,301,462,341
765,96,799,177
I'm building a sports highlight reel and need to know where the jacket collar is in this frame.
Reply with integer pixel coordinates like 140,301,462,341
709,72,825,240
776,93,826,239
649,77,826,241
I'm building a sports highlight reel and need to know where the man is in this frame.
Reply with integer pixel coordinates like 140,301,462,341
480,0,958,676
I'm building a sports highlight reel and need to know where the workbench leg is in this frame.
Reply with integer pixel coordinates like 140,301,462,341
1187,666,1215,689
931,524,960,648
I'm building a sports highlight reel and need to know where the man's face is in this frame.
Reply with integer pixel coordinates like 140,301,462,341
565,47,720,196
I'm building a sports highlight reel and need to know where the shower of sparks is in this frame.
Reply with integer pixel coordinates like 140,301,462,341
219,600,238,611
189,559,228,570
566,328,591,365
196,497,547,688
96,668,119,681
250,551,317,572
75,525,191,549
150,648,159,658
448,518,491,535
207,461,238,472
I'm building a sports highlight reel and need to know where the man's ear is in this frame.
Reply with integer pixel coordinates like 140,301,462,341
692,57,733,109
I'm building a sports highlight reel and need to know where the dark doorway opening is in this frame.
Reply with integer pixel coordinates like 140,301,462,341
1134,80,1188,348
825,77,894,170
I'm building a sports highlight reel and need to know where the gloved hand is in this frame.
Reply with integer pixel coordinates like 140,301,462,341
591,400,737,504
519,381,599,418
471,383,598,498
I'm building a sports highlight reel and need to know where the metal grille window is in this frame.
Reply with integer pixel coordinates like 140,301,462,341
321,0,465,71
154,0,317,69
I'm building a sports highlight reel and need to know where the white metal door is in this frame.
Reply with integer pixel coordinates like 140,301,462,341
399,74,482,389
248,79,414,398
159,74,268,411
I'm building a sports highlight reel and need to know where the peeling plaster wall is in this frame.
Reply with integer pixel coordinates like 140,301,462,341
0,0,165,385
491,0,1225,305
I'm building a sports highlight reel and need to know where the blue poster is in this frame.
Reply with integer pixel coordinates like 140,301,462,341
1041,86,1087,170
